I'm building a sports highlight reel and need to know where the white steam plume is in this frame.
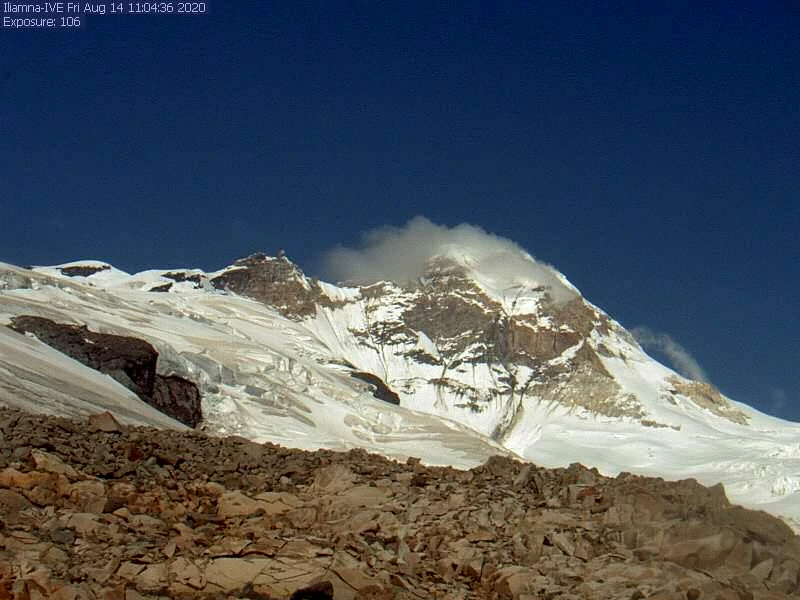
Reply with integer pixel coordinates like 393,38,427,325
632,326,709,383
321,216,577,303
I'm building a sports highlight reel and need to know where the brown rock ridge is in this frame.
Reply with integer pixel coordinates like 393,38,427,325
59,264,111,278
0,407,798,599
667,376,748,425
7,316,202,428
210,253,339,319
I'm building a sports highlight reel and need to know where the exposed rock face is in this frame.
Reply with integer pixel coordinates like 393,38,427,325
9,315,158,396
59,264,111,277
162,271,203,285
152,375,203,428
148,282,173,293
7,316,202,427
667,376,748,425
349,372,401,405
1,407,798,599
211,254,333,319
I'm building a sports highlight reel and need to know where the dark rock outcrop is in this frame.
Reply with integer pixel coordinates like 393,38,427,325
7,316,202,427
152,375,203,427
9,315,158,397
148,282,173,293
59,264,110,277
350,371,401,405
162,271,203,284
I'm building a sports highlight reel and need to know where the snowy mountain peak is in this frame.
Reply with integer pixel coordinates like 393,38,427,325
417,245,580,310
1,252,798,529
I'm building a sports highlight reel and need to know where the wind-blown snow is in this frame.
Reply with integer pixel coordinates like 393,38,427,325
322,216,578,305
631,326,709,383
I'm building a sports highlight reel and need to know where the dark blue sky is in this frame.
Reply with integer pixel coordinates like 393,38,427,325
1,2,798,420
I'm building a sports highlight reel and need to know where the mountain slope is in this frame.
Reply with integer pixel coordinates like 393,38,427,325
1,253,799,530
3,407,799,599
0,261,511,469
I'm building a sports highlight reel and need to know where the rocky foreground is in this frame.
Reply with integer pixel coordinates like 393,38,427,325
0,409,798,599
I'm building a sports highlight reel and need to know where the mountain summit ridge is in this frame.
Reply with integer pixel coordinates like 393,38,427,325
1,251,799,529
200,251,747,429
